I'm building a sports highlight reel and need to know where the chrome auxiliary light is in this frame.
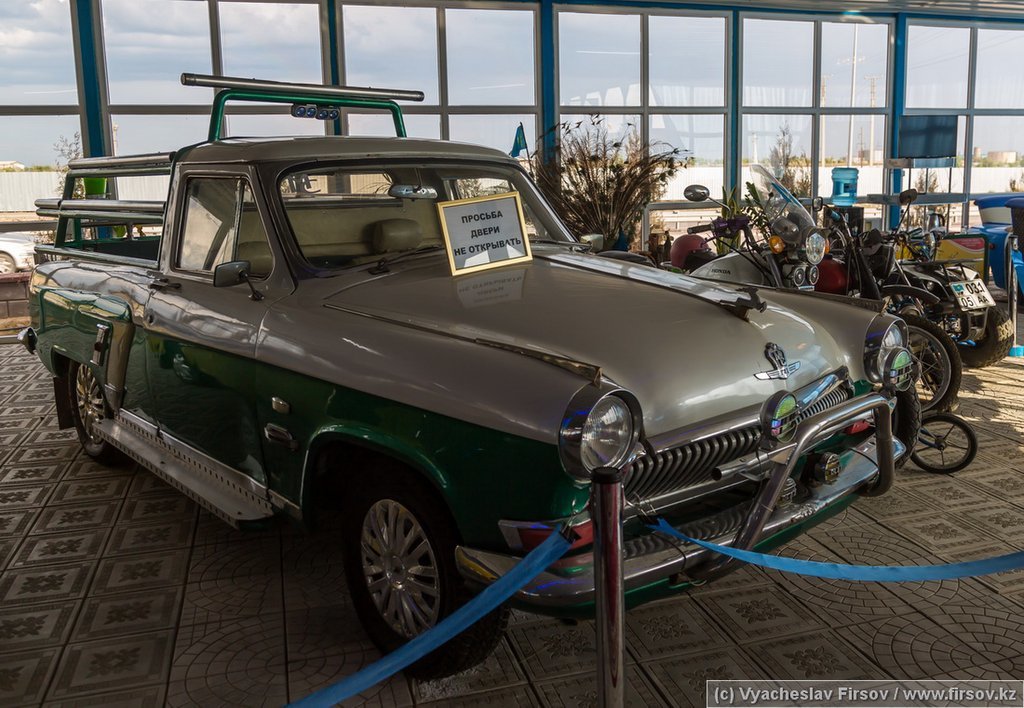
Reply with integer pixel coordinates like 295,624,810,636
883,347,915,391
813,452,842,485
761,390,800,445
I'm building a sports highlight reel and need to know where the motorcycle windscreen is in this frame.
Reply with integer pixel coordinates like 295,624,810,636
749,164,817,240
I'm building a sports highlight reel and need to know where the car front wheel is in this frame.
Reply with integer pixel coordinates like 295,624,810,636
67,361,124,464
340,460,507,679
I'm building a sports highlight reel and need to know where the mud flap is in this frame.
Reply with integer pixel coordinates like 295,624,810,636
52,375,74,429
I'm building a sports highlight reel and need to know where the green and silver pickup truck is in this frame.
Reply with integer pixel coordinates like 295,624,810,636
21,75,916,678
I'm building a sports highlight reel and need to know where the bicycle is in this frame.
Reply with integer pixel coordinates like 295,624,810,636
910,412,978,474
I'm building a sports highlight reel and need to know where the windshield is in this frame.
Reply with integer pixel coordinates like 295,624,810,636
277,161,573,270
749,164,816,237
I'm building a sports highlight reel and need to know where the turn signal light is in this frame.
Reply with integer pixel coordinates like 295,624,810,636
844,420,872,435
515,520,593,552
769,236,786,254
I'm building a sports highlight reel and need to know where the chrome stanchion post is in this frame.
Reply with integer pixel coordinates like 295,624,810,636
591,467,625,708
1007,233,1023,357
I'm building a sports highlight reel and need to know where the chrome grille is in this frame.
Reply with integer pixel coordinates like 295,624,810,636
625,425,761,502
796,384,851,424
625,379,853,505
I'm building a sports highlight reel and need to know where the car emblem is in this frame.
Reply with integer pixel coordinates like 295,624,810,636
755,343,801,380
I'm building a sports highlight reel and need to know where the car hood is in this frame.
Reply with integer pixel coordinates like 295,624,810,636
318,248,869,438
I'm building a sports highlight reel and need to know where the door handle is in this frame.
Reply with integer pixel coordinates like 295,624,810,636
264,423,298,451
149,278,181,291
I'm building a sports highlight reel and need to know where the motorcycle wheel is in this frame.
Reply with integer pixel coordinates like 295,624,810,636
892,388,921,470
901,314,961,413
911,412,978,474
958,305,1014,368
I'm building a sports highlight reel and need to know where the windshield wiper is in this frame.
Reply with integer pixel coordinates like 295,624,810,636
367,245,445,275
530,239,589,251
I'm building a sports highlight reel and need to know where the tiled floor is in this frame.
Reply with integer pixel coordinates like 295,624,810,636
2,334,1024,707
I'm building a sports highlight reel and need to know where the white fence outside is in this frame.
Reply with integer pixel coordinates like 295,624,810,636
0,172,172,212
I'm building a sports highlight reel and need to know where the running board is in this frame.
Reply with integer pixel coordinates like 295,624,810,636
94,413,274,528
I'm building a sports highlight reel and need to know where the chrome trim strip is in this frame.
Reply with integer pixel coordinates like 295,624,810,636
456,434,904,608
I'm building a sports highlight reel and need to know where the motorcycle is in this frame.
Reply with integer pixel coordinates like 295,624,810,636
674,165,828,291
876,191,1014,369
679,167,957,416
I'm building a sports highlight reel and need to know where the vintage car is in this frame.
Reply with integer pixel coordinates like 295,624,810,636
21,75,915,678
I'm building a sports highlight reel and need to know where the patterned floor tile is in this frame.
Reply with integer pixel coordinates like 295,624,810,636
0,647,61,706
898,477,997,510
417,687,536,708
29,500,121,535
534,665,665,707
167,616,287,708
959,504,1024,545
48,629,174,700
509,621,602,681
0,560,94,606
187,536,281,582
9,528,111,569
61,457,136,482
0,508,39,538
960,467,1024,502
0,538,15,572
0,599,79,653
745,630,889,680
414,638,527,703
285,604,369,660
24,429,79,447
694,585,824,644
922,601,1024,662
886,512,1001,554
934,541,1024,595
43,684,166,708
849,485,941,522
624,597,732,661
179,572,283,626
0,461,66,486
104,518,194,557
89,548,190,596
49,477,130,506
118,495,197,525
285,652,414,707
71,586,183,642
842,614,980,679
6,444,77,467
642,646,770,708
0,484,54,510
126,472,179,498
192,509,278,546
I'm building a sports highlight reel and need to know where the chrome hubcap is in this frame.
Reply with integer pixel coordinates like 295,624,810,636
360,499,440,638
75,365,105,444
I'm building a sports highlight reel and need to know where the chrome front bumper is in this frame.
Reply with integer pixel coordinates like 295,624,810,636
455,391,903,608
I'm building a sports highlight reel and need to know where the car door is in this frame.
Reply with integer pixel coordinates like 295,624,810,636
144,169,284,486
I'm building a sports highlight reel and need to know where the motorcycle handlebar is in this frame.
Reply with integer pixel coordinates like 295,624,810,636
687,223,715,234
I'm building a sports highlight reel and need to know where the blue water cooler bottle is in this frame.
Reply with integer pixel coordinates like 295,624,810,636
830,167,859,207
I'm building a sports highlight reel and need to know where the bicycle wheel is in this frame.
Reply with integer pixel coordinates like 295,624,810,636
911,412,978,474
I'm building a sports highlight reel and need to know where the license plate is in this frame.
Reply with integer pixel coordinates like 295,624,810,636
951,279,996,310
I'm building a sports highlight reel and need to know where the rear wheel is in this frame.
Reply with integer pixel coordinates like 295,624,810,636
911,412,978,474
902,314,961,413
958,306,1014,368
67,361,123,464
340,460,507,679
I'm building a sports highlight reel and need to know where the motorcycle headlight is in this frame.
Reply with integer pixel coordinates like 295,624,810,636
864,317,908,384
560,389,641,482
801,231,827,265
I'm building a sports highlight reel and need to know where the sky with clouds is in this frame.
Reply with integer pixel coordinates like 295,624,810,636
2,2,1024,169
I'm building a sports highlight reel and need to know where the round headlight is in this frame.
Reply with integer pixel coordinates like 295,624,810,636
865,317,908,384
581,396,634,471
761,391,800,445
802,232,827,265
884,347,915,391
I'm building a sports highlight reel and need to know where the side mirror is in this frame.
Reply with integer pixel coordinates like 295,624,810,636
213,260,264,301
683,184,710,203
898,188,919,206
213,260,250,288
811,197,824,212
579,233,604,251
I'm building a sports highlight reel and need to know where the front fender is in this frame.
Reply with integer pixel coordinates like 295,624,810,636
881,284,940,306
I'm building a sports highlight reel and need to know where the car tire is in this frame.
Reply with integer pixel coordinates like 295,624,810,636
340,459,508,680
0,252,15,275
902,314,961,413
67,361,124,464
958,305,1014,368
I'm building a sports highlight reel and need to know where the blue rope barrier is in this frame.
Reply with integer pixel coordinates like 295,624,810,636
648,517,1024,581
288,528,572,708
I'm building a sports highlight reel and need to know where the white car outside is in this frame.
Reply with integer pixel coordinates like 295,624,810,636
0,233,36,274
